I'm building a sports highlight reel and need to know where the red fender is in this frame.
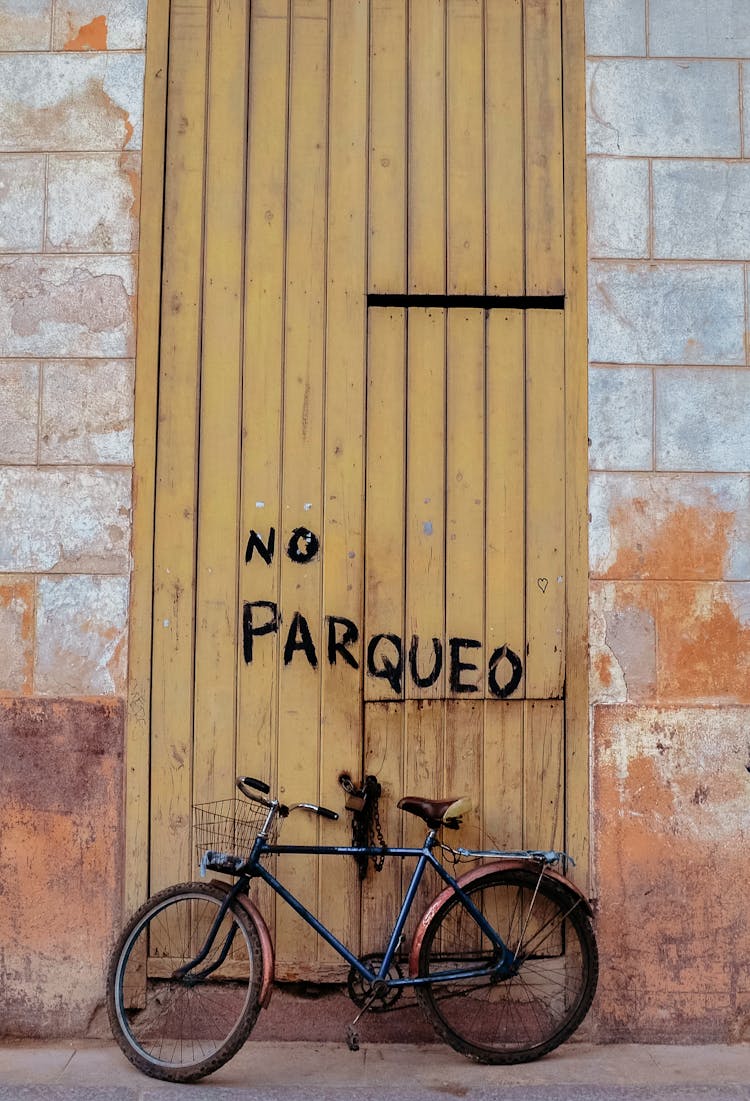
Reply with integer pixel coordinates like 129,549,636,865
409,859,593,976
210,880,275,1008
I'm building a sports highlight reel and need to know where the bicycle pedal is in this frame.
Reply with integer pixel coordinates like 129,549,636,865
345,1024,360,1052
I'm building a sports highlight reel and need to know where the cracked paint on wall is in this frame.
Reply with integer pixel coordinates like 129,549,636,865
593,706,750,1041
0,256,135,358
0,54,144,152
591,580,750,707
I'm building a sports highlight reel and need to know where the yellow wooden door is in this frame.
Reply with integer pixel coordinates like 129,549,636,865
135,0,587,981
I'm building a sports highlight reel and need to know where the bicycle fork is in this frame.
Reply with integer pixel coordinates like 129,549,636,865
172,876,250,983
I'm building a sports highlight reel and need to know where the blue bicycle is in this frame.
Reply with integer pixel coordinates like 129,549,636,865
107,776,598,1082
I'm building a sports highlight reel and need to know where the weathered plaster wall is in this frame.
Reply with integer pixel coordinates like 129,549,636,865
0,1,145,1035
586,0,750,1041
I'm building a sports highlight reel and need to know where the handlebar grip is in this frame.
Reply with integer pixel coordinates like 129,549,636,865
237,776,271,796
317,806,339,821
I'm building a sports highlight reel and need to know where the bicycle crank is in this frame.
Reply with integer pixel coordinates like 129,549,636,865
347,953,403,1012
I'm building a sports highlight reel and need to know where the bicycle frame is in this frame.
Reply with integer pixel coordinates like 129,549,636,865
196,830,543,991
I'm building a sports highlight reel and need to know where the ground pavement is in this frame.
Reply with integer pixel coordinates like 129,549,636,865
0,1040,748,1101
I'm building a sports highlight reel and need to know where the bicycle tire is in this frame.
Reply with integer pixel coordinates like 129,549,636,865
415,868,598,1064
106,881,263,1083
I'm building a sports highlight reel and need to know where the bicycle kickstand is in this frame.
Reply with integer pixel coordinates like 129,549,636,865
345,987,381,1052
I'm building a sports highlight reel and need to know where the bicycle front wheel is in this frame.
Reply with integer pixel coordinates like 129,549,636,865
107,882,263,1082
415,868,598,1064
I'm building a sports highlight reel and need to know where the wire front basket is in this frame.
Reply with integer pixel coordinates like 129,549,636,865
193,798,278,870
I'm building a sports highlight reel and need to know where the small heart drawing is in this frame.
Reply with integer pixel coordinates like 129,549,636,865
537,577,549,593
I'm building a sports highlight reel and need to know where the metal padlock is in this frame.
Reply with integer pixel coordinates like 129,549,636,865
345,792,366,813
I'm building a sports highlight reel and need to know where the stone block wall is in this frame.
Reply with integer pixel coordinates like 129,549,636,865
586,0,750,1041
0,1,145,1035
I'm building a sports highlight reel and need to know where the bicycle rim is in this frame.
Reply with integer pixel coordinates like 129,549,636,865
107,883,261,1082
415,869,597,1063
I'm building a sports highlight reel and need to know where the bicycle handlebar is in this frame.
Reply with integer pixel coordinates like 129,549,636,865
237,777,339,822
289,801,339,821
237,776,270,797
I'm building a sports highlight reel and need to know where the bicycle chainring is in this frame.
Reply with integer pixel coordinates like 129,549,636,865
346,953,403,1013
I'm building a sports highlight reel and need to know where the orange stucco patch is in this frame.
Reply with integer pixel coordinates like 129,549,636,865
658,584,750,703
604,502,732,581
595,579,750,704
592,705,749,1041
612,579,659,616
64,15,108,51
595,650,614,687
0,698,123,1035
0,577,33,617
621,751,676,822
2,810,114,952
0,578,35,696
119,152,141,220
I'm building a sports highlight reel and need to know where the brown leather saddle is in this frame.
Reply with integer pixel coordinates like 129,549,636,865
397,795,473,830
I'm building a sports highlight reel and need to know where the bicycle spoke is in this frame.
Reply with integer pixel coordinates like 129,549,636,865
517,897,582,960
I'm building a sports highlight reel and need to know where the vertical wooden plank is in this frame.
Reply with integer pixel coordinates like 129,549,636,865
125,0,170,915
485,0,524,295
362,319,406,942
408,0,446,293
369,0,407,294
238,0,290,937
446,0,484,294
525,309,565,698
193,0,249,812
446,309,484,696
402,699,445,943
275,0,329,975
319,0,369,965
364,310,407,702
406,308,446,700
523,699,564,851
485,310,525,699
361,701,405,953
562,0,590,890
444,310,484,857
524,0,564,295
444,699,482,859
150,0,209,893
482,699,523,849
238,1,289,789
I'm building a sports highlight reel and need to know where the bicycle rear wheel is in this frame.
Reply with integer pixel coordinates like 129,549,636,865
415,868,597,1064
106,882,263,1082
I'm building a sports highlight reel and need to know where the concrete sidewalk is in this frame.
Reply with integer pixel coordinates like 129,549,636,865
0,1040,748,1100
